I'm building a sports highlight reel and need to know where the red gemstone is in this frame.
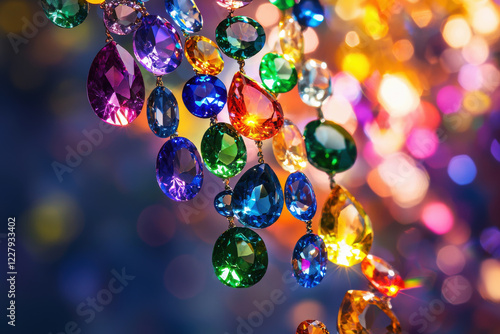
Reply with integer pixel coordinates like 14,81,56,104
361,255,405,297
228,72,284,141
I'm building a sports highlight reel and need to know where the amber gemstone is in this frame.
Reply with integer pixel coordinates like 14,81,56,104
361,255,405,297
272,119,307,173
185,36,224,75
296,320,330,334
279,14,304,64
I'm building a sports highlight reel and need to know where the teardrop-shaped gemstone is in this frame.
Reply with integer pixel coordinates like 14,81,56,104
296,320,330,334
279,15,304,64
319,185,373,266
212,227,268,288
165,0,203,33
298,59,332,107
87,41,145,126
147,86,179,138
214,190,234,217
285,172,317,222
269,0,296,10
293,0,325,28
232,163,284,229
215,16,266,60
133,15,183,75
216,0,253,10
228,72,284,141
182,75,227,118
201,123,247,178
156,137,204,201
304,120,357,173
260,53,298,94
292,233,327,288
185,36,224,75
361,255,405,297
42,0,89,29
103,1,143,35
272,119,307,173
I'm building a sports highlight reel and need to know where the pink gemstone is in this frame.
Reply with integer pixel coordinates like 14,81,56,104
216,0,252,10
103,1,143,36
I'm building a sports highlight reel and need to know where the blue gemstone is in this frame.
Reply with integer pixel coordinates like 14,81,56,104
284,171,317,221
292,233,327,288
165,0,203,33
182,75,227,118
293,0,324,28
232,163,284,229
156,137,204,201
214,190,233,217
147,86,179,138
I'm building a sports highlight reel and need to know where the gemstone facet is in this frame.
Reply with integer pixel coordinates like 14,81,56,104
272,119,307,173
185,36,224,75
165,0,203,34
260,53,298,94
182,75,227,118
293,0,325,28
296,320,330,334
298,59,332,107
216,0,252,10
42,0,89,29
285,172,317,222
361,255,405,297
147,86,179,138
214,190,234,217
103,1,143,35
269,0,296,10
216,16,266,60
279,15,304,64
292,234,327,288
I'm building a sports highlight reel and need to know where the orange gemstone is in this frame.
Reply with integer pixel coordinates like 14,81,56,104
185,36,224,75
361,255,405,297
296,320,330,334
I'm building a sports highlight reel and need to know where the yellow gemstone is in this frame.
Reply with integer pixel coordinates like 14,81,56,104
272,119,307,173
338,290,402,334
319,185,373,267
279,14,304,64
185,36,224,75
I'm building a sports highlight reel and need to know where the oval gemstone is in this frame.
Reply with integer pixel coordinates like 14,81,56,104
228,72,284,141
279,15,304,64
216,0,252,10
269,0,296,10
133,15,183,75
156,137,203,201
285,172,317,222
260,53,298,94
293,0,325,28
182,75,227,119
185,36,224,75
87,41,145,126
319,185,373,266
214,190,234,217
304,120,357,173
147,86,179,138
272,119,307,173
361,255,405,297
216,16,266,60
296,320,330,334
201,123,247,178
292,234,327,288
232,163,284,229
165,0,203,34
298,59,332,107
103,1,143,35
42,0,89,29
212,227,268,288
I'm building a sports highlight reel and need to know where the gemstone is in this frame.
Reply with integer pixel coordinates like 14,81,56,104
214,190,234,217
165,0,203,34
338,290,402,334
232,163,284,229
361,255,405,298
215,16,266,60
279,15,304,64
228,72,284,141
304,120,357,173
185,36,224,75
216,0,252,10
272,119,307,173
133,15,183,75
41,0,89,29
147,86,179,138
212,227,268,288
298,59,332,107
87,41,145,126
285,172,317,222
156,137,204,202
260,53,298,94
319,185,373,267
269,0,297,10
296,320,330,334
103,1,143,35
292,234,327,288
201,123,247,178
182,75,227,118
293,0,325,28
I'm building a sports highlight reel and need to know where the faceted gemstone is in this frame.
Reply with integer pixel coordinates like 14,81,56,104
165,0,203,34
212,227,268,288
41,0,89,29
296,320,330,334
216,0,253,10
232,163,284,229
147,86,179,138
292,234,327,288
133,15,183,75
361,255,405,298
201,123,247,178
269,0,297,10
298,59,332,107
215,16,266,60
304,120,357,173
260,53,298,94
319,185,373,267
279,15,304,64
156,137,204,201
87,41,145,126
338,290,402,334
293,0,325,28
272,119,307,173
214,190,234,217
185,36,224,75
285,172,317,222
182,75,227,118
228,72,284,141
103,1,143,35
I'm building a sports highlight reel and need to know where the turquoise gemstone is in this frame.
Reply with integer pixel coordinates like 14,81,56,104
292,233,327,288
165,0,203,33
284,171,317,221
215,16,266,60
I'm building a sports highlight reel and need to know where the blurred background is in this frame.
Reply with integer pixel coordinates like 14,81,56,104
1,0,500,333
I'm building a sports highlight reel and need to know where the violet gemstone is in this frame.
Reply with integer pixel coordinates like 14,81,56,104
87,41,145,126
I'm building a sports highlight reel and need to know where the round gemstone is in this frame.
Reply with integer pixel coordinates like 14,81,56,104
260,53,298,94
215,16,266,60
182,75,227,118
361,255,405,297
165,0,203,34
269,0,296,9
298,59,332,107
201,123,247,178
285,172,317,222
147,86,179,138
272,119,307,173
280,15,304,64
133,15,183,75
296,320,330,334
103,1,143,35
293,0,325,28
185,36,224,75
292,234,327,288
216,0,252,10
214,190,234,217
212,227,268,288
41,0,88,29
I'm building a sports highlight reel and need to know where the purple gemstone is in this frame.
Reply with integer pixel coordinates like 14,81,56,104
103,1,143,36
87,41,145,126
133,15,183,75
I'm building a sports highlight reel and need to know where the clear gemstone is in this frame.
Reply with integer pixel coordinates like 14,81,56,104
298,59,332,107
292,234,327,288
165,0,203,33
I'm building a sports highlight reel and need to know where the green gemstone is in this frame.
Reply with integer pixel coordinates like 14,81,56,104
259,52,298,94
268,0,296,10
201,123,247,178
41,0,89,29
212,227,268,288
215,16,266,60
303,120,357,173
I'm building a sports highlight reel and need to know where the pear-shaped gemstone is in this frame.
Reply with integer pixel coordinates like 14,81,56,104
296,320,330,334
103,1,143,35
293,0,325,28
215,16,266,60
279,15,304,64
285,172,317,222
292,233,327,288
87,41,145,126
165,0,203,34
272,119,307,173
232,163,284,229
185,36,224,75
361,255,405,297
260,52,298,94
42,0,89,29
216,0,252,10
147,86,179,138
228,72,284,141
298,59,332,107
